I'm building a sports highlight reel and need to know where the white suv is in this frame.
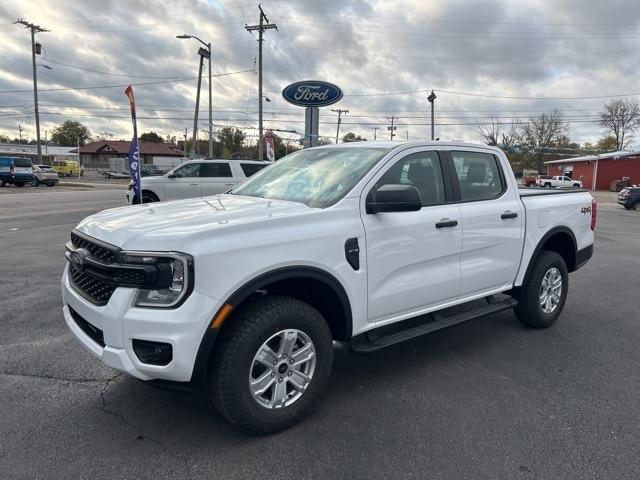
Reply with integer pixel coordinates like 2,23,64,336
128,159,271,203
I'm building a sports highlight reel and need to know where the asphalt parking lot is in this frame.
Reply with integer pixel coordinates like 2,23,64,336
1,188,639,480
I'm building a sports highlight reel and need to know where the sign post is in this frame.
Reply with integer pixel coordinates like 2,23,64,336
282,80,343,148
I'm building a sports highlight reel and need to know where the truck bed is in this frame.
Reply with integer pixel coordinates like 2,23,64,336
518,187,588,197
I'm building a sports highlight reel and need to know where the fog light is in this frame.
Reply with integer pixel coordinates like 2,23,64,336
132,339,173,366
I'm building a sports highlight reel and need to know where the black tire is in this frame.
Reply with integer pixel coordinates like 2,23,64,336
46,181,56,187
573,183,580,188
544,182,551,188
0,180,6,187
32,178,39,187
141,191,159,203
209,296,334,434
14,182,25,188
635,201,640,211
514,251,568,328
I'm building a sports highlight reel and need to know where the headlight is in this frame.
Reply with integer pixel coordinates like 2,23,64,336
121,251,193,308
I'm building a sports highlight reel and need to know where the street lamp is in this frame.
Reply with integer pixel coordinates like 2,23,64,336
177,34,213,158
427,90,437,141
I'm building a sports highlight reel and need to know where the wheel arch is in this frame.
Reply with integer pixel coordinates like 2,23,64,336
190,266,353,384
522,226,578,286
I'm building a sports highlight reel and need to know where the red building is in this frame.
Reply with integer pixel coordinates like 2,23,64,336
545,151,640,190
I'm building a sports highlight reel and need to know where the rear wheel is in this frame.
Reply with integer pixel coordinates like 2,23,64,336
14,182,25,188
573,183,581,188
0,180,6,187
634,200,640,210
141,191,159,203
514,250,568,328
209,296,334,434
544,182,552,188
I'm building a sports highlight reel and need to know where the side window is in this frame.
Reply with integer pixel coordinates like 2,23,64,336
376,151,445,206
240,163,267,177
173,163,201,178
451,151,504,202
201,162,232,178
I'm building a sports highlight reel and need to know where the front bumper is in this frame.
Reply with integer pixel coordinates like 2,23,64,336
61,264,220,382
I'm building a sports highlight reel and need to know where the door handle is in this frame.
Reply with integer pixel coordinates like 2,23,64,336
501,211,518,219
190,183,199,186
224,183,234,186
435,219,458,229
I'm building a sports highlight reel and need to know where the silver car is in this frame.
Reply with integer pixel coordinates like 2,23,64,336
33,165,59,187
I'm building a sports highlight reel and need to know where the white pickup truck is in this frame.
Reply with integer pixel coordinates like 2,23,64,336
536,175,583,188
127,159,270,203
62,142,595,434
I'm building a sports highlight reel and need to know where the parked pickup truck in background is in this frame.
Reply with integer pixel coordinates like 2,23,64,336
537,175,583,188
62,142,595,434
127,158,271,203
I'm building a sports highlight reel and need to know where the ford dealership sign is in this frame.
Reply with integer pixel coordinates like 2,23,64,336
282,80,343,107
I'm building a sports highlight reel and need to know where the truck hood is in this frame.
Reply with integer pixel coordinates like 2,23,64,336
76,194,314,249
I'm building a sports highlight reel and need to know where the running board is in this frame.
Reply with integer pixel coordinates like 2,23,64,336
349,296,517,354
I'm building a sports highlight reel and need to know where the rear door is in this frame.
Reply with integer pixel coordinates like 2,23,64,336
361,147,462,323
164,162,202,200
200,161,236,196
445,148,524,298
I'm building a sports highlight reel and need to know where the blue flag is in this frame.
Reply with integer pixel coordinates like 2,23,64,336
125,85,142,204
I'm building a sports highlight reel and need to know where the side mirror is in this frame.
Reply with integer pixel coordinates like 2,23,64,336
167,173,176,179
366,184,422,214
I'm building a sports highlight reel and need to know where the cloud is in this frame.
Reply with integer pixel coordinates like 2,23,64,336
0,0,639,147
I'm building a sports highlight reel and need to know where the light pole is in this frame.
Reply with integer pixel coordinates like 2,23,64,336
177,34,213,158
427,90,437,141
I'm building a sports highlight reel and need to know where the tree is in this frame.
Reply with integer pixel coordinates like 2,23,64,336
518,110,568,171
0,133,9,143
50,121,91,146
595,135,617,152
139,131,164,143
216,126,245,154
342,132,367,143
600,99,640,150
165,134,177,145
477,116,503,146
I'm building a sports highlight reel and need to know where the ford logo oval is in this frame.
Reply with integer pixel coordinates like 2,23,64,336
282,81,343,107
70,248,90,271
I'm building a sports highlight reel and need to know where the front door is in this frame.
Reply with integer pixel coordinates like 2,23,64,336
447,148,524,297
361,148,462,324
165,162,201,200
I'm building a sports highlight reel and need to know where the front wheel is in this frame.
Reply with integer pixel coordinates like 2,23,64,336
544,182,552,188
635,201,640,211
573,183,581,188
209,296,334,434
514,250,568,328
14,182,25,187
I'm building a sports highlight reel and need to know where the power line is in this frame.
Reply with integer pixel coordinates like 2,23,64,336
0,69,253,94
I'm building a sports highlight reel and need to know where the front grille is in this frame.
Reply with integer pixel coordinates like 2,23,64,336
68,306,105,347
70,263,117,305
70,231,118,263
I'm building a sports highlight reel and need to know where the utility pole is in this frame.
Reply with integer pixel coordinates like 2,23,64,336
427,90,437,141
177,35,213,158
245,5,277,160
18,124,24,143
184,128,188,155
15,19,49,164
372,127,378,141
387,116,397,140
332,108,348,143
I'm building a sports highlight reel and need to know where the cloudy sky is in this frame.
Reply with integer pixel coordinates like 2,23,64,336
1,0,639,148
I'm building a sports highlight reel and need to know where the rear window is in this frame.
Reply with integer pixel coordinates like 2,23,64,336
14,158,32,168
538,175,551,179
201,162,232,178
240,163,268,177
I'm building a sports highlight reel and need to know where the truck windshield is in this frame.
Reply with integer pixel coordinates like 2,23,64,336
231,147,391,208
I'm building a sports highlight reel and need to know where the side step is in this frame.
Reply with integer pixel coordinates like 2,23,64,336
349,295,517,354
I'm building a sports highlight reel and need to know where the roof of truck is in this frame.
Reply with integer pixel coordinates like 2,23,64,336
315,140,504,152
